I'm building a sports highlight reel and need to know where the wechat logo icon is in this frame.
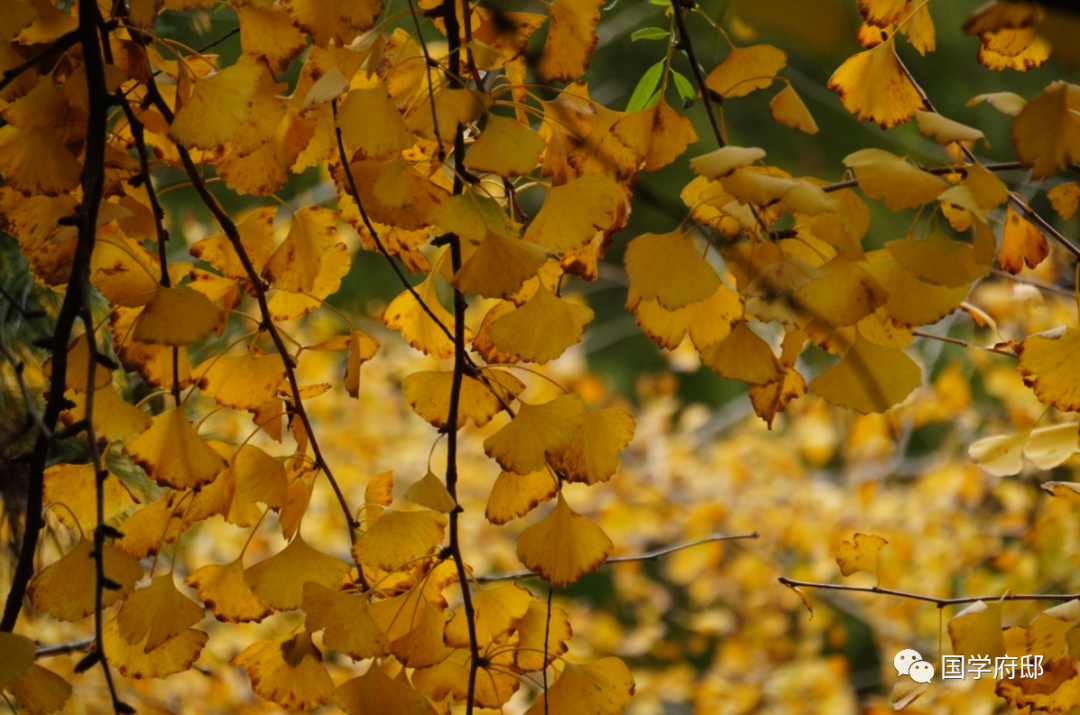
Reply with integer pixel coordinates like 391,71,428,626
895,649,934,684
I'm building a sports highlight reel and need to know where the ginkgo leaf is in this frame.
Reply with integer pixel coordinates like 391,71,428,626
367,586,452,668
0,634,34,690
720,167,797,206
690,146,767,180
302,582,389,660
891,676,929,711
864,249,970,327
702,321,783,386
1048,182,1080,220
334,665,434,715
809,335,921,414
186,558,272,624
538,0,604,82
131,286,222,346
262,205,339,294
383,276,468,359
970,423,1080,476
125,407,227,489
706,44,787,98
464,114,545,177
405,470,458,513
835,533,888,577
60,384,152,444
484,394,585,474
452,230,548,299
1023,423,1080,469
190,207,276,280
0,126,81,196
1017,327,1080,411
365,470,394,508
102,618,207,680
885,235,987,289
516,600,572,671
115,493,187,560
1042,481,1080,502
1000,203,1049,274
489,285,594,364
26,538,140,623
486,469,559,525
793,258,888,327
624,231,721,311
948,600,1007,658
446,583,532,649
346,158,449,231
978,28,1051,72
171,63,262,150
232,631,334,711
352,509,447,572
42,463,136,530
843,149,949,210
197,352,286,410
524,174,626,254
431,190,519,244
402,370,525,429
117,575,205,652
524,657,635,715
8,663,72,715
337,87,413,160
1012,82,1080,179
516,493,613,587
233,444,288,511
236,5,307,73
550,408,636,485
968,91,1027,116
770,83,819,134
244,534,350,611
915,111,987,146
828,37,925,128
610,100,699,173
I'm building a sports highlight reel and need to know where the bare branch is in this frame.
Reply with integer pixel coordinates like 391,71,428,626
779,576,1080,609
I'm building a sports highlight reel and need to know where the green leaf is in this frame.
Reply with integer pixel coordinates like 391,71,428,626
631,27,669,41
671,70,696,107
626,60,665,113
647,0,672,5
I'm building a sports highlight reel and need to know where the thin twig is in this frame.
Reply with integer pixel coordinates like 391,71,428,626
0,30,81,94
779,576,1080,609
911,329,1017,357
35,637,95,659
477,532,761,583
672,0,724,148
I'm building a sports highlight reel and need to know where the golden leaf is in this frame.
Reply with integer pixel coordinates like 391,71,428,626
828,37,926,128
516,493,612,588
303,582,389,661
835,532,888,577
232,631,334,711
524,658,635,715
484,394,585,474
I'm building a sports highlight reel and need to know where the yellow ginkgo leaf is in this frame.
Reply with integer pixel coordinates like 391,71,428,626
1012,82,1080,179
690,146,767,180
171,63,262,149
864,249,971,327
702,321,783,386
970,423,1080,476
61,384,151,444
262,205,339,294
42,463,136,530
352,509,447,572
117,574,205,652
407,87,491,151
0,126,81,196
0,634,34,689
516,493,613,588
538,0,604,82
978,28,1050,72
524,657,635,715
705,44,787,98
452,230,548,299
102,618,207,680
190,207,276,280
1017,327,1080,412
402,369,524,429
8,663,72,715
1023,423,1080,470
857,0,906,26
197,352,286,410
302,582,389,660
464,114,545,177
843,149,949,210
27,540,141,626
550,408,636,485
885,234,988,288
232,631,334,711
125,407,227,489
489,285,594,364
1000,203,1049,274
793,258,888,328
233,444,288,511
346,158,449,231
446,583,532,650
915,111,987,146
516,599,572,671
343,328,380,399
720,167,797,206
405,470,458,513
610,100,699,173
367,586,451,668
131,286,222,346
524,174,626,254
484,394,585,474
828,37,925,128
624,231,721,311
968,431,1030,477
770,84,819,133
334,664,433,715
186,558,272,624
948,600,1007,658
382,275,469,359
115,493,187,560
486,469,558,525
1048,182,1080,220
431,190,519,244
891,675,930,711
411,648,519,707
810,335,921,413
968,90,1027,116
365,470,394,508
236,5,307,73
337,87,413,161
244,534,351,611
1042,481,1080,502
835,532,888,577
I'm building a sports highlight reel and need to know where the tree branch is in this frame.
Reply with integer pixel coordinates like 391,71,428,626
0,30,80,94
673,0,724,148
779,576,1080,609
